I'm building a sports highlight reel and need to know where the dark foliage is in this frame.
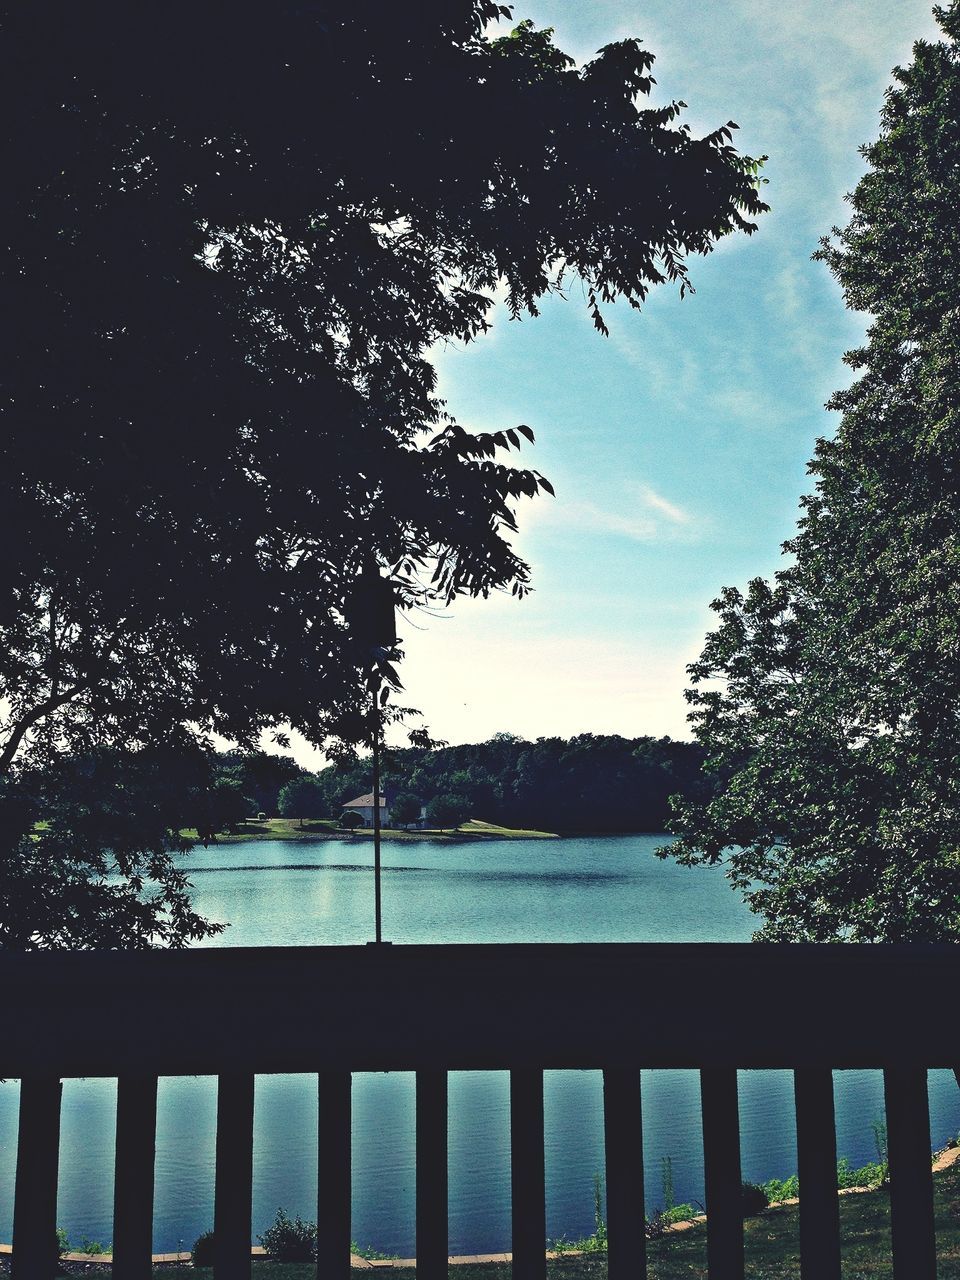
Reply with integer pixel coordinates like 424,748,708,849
0,749,224,949
191,1231,215,1268
318,733,709,832
391,792,425,827
740,1183,770,1218
213,751,307,818
426,792,473,832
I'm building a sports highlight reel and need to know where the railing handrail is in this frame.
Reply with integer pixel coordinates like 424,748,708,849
3,941,959,1076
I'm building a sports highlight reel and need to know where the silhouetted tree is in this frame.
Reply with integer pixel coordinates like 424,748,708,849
206,779,255,834
2,2,766,772
215,752,307,817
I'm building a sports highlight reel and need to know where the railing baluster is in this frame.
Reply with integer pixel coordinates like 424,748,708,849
701,1067,744,1280
112,1073,158,1280
511,1068,546,1280
214,1072,254,1279
416,1069,448,1280
884,1067,936,1279
11,1076,62,1280
794,1068,840,1280
603,1068,646,1280
317,1070,352,1280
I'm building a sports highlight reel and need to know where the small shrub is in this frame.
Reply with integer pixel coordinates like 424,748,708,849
836,1156,887,1190
740,1182,769,1217
192,1230,215,1267
79,1237,110,1256
257,1207,317,1262
762,1174,799,1202
661,1202,698,1224
645,1210,670,1239
56,1228,69,1257
350,1241,398,1261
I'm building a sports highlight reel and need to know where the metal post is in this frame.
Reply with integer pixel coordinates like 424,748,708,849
372,686,382,944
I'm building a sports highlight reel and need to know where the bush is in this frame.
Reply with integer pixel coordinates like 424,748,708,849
762,1174,799,1202
836,1156,887,1190
257,1207,317,1262
191,1230,215,1267
662,1202,698,1224
426,792,471,832
740,1182,769,1217
79,1238,109,1256
350,1241,398,1262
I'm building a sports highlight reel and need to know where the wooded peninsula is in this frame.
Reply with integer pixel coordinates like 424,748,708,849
209,733,711,835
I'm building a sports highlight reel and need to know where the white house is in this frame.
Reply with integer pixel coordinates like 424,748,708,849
341,791,427,828
340,792,388,827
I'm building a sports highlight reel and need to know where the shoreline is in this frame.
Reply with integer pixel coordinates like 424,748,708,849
185,818,671,846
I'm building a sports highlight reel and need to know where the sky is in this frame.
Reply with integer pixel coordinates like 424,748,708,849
295,0,944,767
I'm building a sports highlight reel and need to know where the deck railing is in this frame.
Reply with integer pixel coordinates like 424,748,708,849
3,942,960,1279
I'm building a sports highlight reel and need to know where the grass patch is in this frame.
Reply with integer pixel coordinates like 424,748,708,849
180,818,339,843
460,819,559,839
337,820,558,839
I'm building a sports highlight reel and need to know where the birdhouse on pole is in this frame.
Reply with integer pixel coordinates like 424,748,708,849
352,561,397,650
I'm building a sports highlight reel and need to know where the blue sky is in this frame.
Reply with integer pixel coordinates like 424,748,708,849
301,2,944,765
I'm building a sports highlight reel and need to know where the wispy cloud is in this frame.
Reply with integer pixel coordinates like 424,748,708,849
542,481,699,545
639,484,690,525
561,500,658,542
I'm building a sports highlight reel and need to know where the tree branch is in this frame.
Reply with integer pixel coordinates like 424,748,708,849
0,682,96,775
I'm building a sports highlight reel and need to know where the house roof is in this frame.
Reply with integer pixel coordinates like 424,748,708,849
342,793,387,808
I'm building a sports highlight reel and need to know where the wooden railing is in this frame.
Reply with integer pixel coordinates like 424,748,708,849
3,942,960,1279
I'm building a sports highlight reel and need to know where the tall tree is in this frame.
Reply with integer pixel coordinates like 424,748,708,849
663,4,960,942
427,793,472,834
278,776,329,828
2,1,765,944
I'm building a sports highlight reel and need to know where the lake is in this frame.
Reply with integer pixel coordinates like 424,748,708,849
1,833,957,1254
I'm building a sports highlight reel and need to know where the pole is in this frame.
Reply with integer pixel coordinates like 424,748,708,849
372,686,382,944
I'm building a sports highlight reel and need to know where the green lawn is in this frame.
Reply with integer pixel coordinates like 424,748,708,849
51,1157,960,1277
459,819,559,839
180,818,339,843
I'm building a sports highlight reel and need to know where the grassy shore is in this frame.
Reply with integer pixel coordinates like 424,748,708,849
180,817,558,844
41,1155,960,1278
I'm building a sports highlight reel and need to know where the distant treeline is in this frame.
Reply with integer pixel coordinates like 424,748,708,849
215,734,712,834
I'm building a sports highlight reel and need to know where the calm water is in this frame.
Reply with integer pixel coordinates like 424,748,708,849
1,834,957,1253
